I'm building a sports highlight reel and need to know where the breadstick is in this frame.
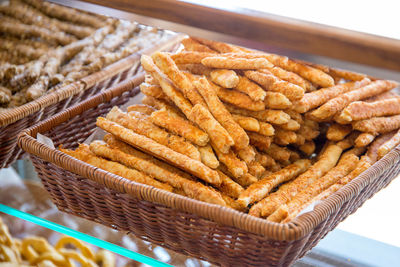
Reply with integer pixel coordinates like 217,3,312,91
293,78,371,113
97,118,221,185
299,141,316,155
365,91,400,102
213,82,265,111
264,143,291,162
235,146,256,164
24,0,106,28
221,194,246,212
177,63,212,76
141,55,193,117
237,159,310,207
244,70,304,101
262,54,335,88
181,37,217,53
234,75,266,101
353,114,400,134
258,122,275,136
309,80,398,120
259,143,343,217
248,132,272,152
152,52,207,107
89,141,225,205
279,119,300,131
0,86,11,104
189,104,234,153
264,65,314,92
190,37,242,53
194,77,249,149
248,161,266,178
285,109,304,124
297,124,320,141
225,103,290,124
216,170,245,199
150,108,209,146
104,134,193,181
264,91,292,109
338,98,400,123
202,56,273,69
378,129,400,159
367,132,395,163
210,69,239,88
354,133,377,147
232,114,260,132
106,107,200,161
198,144,219,169
126,104,156,115
61,144,173,191
274,128,297,145
218,164,257,187
277,152,360,223
212,144,248,178
0,37,46,60
326,123,352,141
255,151,276,168
171,51,216,64
139,83,174,104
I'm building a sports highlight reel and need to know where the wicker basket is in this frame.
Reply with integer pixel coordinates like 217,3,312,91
18,73,400,266
0,32,183,169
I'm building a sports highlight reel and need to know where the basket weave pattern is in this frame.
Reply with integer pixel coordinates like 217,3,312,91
19,75,400,266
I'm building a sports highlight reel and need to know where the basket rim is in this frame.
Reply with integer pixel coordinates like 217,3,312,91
0,32,184,128
17,74,400,242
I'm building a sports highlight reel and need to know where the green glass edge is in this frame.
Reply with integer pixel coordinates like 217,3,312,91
0,204,171,267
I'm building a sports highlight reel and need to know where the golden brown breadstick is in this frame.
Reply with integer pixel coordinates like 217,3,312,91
62,144,173,192
225,103,290,124
264,91,292,109
97,118,221,185
150,108,209,146
255,151,276,168
285,109,304,124
297,123,320,141
141,55,193,118
232,114,260,132
189,104,234,153
365,91,400,102
354,133,377,147
238,159,310,208
140,83,172,103
194,77,249,149
367,132,395,163
106,107,200,161
126,104,156,115
152,52,207,107
89,141,225,206
202,56,273,69
244,70,304,101
274,128,297,145
177,63,212,76
299,141,316,155
264,65,314,91
378,129,400,159
275,152,360,223
218,164,257,187
210,80,266,111
262,53,335,88
210,69,239,88
212,144,248,178
338,98,400,123
279,119,300,131
190,37,242,53
234,75,266,101
216,170,245,199
264,143,291,162
248,161,266,178
248,132,272,152
181,37,217,53
326,123,352,141
293,78,371,113
258,122,275,136
235,146,256,164
353,114,400,134
171,51,217,64
309,80,398,120
104,134,193,181
198,144,219,169
259,143,343,217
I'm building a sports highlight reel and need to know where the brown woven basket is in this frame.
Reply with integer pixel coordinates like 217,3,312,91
18,73,400,266
0,32,183,169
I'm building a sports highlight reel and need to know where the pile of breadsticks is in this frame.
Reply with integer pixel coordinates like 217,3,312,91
0,217,118,266
62,37,399,223
0,0,168,110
